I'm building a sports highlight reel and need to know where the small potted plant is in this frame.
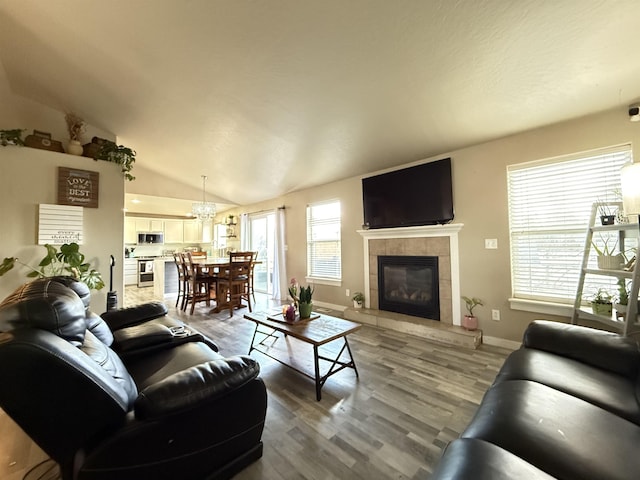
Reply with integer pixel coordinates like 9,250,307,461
461,296,484,331
592,236,623,270
288,278,314,320
613,279,629,318
590,288,613,316
597,202,616,225
352,291,365,308
0,129,25,146
93,140,137,181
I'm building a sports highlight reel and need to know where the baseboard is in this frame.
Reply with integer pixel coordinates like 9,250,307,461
483,335,521,350
313,300,347,312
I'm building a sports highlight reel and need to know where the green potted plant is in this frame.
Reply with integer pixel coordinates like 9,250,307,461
288,278,314,319
0,129,25,146
461,296,484,331
614,279,629,318
592,236,623,270
0,243,105,290
94,140,136,181
590,287,613,316
352,291,365,308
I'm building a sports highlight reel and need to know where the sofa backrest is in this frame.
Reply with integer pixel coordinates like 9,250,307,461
0,279,138,465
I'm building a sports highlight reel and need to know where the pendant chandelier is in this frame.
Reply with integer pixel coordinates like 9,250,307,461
192,175,216,222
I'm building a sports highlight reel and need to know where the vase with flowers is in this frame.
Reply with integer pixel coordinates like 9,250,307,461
288,278,314,319
64,112,86,155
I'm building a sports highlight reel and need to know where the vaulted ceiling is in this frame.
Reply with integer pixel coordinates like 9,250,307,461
2,1,640,213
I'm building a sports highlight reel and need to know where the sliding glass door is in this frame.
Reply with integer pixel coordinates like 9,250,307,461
249,213,275,294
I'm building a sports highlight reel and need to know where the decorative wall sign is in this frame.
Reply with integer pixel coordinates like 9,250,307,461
58,167,99,208
38,204,83,245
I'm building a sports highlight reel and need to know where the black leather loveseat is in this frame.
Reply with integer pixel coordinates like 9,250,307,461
0,277,267,480
430,320,640,480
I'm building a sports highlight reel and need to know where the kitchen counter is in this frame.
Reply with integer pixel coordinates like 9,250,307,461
153,257,179,298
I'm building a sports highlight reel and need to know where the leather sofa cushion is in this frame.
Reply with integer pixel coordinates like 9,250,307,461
80,330,138,407
124,341,225,390
524,320,640,378
496,348,640,425
0,279,86,346
101,302,169,331
431,438,556,479
134,355,260,419
462,380,640,480
113,321,203,353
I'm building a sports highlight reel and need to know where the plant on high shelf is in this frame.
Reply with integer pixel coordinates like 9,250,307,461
64,112,86,155
596,200,617,225
352,291,365,309
0,129,25,146
287,278,314,320
461,296,484,331
0,243,105,290
93,140,136,181
590,287,613,317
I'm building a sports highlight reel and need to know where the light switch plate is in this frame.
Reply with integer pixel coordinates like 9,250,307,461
485,238,498,249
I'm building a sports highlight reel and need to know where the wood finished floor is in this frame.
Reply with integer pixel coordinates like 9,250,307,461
0,286,511,480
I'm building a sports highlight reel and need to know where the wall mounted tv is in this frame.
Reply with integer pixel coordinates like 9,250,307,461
362,157,454,229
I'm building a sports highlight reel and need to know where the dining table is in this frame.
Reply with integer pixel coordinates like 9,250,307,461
192,257,260,314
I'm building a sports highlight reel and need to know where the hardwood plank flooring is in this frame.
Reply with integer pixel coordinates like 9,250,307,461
0,286,511,479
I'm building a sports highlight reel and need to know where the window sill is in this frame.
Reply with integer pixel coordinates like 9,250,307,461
509,298,573,318
306,276,341,287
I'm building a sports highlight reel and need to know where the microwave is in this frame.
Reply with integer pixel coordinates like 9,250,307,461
137,232,164,245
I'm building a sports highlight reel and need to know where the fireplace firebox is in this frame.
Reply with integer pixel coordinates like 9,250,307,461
377,255,439,320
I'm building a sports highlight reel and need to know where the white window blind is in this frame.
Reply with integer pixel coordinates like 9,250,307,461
508,145,632,304
307,200,342,281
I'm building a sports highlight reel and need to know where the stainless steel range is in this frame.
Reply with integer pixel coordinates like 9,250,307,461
137,258,154,287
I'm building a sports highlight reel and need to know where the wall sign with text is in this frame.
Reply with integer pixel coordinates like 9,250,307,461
58,167,99,208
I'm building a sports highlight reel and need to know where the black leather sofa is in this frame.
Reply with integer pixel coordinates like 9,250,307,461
430,320,640,480
0,277,267,480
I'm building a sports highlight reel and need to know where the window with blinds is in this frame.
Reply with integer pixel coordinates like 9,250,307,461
508,145,632,304
306,200,342,281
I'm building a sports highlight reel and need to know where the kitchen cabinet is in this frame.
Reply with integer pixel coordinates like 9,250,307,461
134,218,163,232
124,217,137,244
183,220,202,243
124,258,138,286
164,220,184,243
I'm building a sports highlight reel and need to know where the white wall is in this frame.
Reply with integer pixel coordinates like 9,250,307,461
0,147,125,310
1,61,124,310
228,106,640,342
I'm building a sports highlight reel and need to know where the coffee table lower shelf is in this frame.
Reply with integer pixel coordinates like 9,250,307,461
244,312,361,401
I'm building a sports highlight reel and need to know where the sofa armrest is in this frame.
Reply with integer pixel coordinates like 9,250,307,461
134,355,260,420
523,320,640,378
100,302,168,331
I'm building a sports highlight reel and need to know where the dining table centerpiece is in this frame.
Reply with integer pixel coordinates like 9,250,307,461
288,278,314,319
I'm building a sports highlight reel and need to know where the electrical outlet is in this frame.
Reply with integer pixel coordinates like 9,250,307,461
346,288,350,297
492,309,501,321
485,238,498,249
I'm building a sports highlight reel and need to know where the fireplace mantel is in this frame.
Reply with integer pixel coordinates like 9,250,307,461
357,223,464,325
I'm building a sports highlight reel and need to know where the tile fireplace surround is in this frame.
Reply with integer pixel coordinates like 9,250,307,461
345,224,482,348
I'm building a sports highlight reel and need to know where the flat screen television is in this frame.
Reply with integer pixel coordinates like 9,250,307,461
362,157,454,229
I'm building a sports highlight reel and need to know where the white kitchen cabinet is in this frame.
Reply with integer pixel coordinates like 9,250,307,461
150,219,163,231
134,218,150,232
124,217,137,244
164,220,184,243
124,258,138,286
183,220,202,243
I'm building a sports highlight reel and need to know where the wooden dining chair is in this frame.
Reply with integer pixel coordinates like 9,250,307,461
217,251,254,317
184,252,217,314
173,252,188,310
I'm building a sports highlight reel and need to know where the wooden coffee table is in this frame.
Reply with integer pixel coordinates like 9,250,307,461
244,311,361,400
